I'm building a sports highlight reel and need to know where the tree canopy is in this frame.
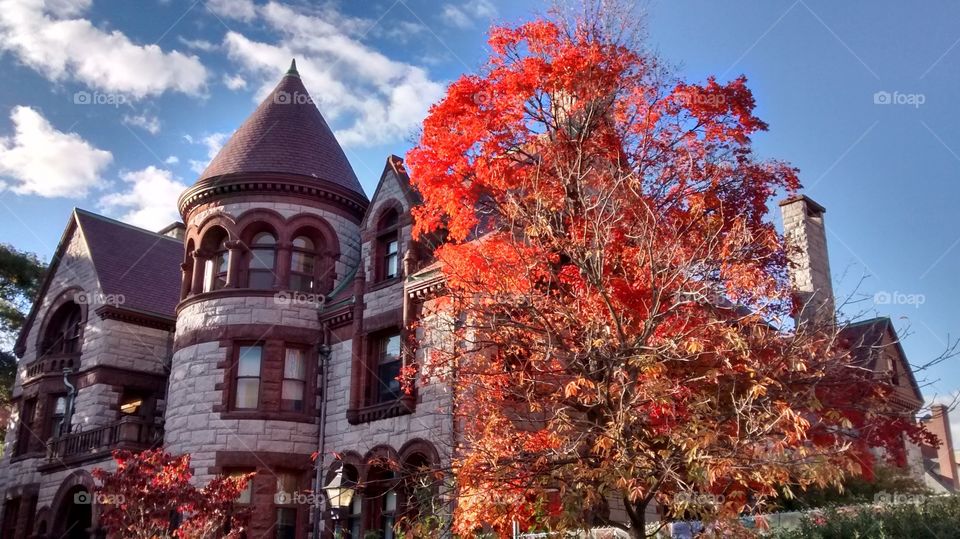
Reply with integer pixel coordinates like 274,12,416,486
407,6,932,537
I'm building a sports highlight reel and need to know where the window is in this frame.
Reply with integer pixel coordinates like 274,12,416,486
235,346,262,409
14,398,36,456
281,348,307,412
376,332,402,403
247,232,277,289
1,498,19,539
289,236,317,292
347,494,363,539
119,393,143,415
377,210,400,282
230,470,255,504
203,237,229,292
42,301,82,355
381,488,398,539
275,472,298,539
50,395,67,438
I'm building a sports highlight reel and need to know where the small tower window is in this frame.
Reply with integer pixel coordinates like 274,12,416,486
203,237,229,292
377,210,400,282
281,348,307,412
235,345,262,409
289,236,317,292
376,331,402,403
247,231,277,289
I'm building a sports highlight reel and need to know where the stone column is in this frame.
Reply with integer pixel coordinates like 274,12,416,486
179,262,192,300
275,242,292,289
225,240,246,289
190,250,208,294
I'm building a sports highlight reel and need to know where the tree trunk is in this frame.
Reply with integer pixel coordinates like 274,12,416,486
622,495,648,539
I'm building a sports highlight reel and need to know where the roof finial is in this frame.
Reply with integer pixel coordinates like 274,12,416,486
286,58,299,78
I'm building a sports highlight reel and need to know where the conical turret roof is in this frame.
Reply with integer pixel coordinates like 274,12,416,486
198,60,365,197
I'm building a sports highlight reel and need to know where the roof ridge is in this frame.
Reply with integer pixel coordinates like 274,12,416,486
74,208,183,243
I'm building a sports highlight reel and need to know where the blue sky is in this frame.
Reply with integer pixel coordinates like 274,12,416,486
0,0,958,431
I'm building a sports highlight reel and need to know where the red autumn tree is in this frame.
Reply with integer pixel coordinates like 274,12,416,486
93,449,252,539
406,5,933,538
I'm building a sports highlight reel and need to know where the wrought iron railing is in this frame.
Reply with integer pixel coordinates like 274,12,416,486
46,416,163,463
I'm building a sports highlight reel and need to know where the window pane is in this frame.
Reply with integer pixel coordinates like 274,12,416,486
380,334,401,364
378,361,401,402
250,249,275,269
284,349,306,379
253,232,276,245
216,252,229,274
384,490,397,512
54,397,67,415
292,236,314,250
289,274,314,292
386,253,398,278
231,471,254,504
276,507,297,539
276,472,298,497
238,347,262,376
281,381,304,411
386,239,398,256
291,252,315,273
203,259,215,292
235,379,260,408
249,271,274,289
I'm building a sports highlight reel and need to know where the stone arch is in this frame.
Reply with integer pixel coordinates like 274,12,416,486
192,210,238,241
49,469,97,538
33,506,51,538
34,286,88,362
285,214,342,295
235,208,286,243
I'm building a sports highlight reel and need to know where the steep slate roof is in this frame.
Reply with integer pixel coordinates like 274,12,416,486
198,60,365,197
74,209,183,318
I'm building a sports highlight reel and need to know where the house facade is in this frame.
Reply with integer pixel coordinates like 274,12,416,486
0,63,451,539
0,62,952,539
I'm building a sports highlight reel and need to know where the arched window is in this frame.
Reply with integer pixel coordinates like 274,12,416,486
202,235,229,292
366,465,399,539
247,231,277,289
376,210,400,282
289,235,318,292
42,301,83,356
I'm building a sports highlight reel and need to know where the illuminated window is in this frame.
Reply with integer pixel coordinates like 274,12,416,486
203,237,229,292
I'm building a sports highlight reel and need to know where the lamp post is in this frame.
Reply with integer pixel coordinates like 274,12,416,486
323,465,355,538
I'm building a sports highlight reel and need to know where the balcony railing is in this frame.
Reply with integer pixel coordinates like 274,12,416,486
23,353,80,382
42,416,163,469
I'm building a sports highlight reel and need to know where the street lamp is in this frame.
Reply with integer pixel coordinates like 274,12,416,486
323,465,355,538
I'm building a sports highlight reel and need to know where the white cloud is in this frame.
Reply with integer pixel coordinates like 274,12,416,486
441,0,496,29
222,1,444,148
177,36,219,52
206,0,256,22
0,105,112,198
0,0,207,98
122,113,161,134
188,132,229,174
100,166,188,230
164,155,179,165
223,73,247,90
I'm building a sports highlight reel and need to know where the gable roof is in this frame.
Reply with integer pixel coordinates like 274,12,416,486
361,155,420,229
14,209,183,356
198,60,365,198
73,209,183,317
839,316,923,405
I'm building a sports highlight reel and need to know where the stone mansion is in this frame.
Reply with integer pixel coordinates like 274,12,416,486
0,61,954,539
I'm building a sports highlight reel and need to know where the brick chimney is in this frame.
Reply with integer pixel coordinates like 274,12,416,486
923,404,959,490
779,195,835,328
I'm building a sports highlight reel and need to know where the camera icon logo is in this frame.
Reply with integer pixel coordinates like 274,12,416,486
73,91,91,105
873,91,892,105
275,490,291,504
74,491,92,505
274,91,291,104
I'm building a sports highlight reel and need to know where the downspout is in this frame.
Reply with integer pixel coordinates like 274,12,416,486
61,368,76,436
313,322,332,539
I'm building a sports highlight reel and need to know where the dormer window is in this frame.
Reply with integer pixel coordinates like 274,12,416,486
42,301,82,356
248,232,277,289
377,210,400,282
